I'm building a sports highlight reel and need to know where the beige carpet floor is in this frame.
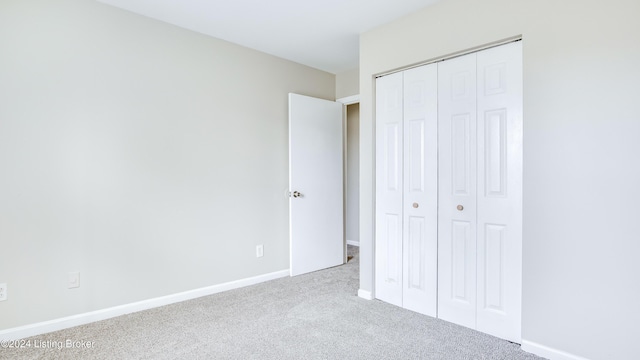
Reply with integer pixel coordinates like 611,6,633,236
0,246,544,360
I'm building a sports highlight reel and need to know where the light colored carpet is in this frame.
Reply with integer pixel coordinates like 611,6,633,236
0,246,544,359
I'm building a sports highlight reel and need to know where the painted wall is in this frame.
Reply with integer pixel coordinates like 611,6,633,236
359,0,640,359
0,0,334,330
336,68,359,99
346,104,360,244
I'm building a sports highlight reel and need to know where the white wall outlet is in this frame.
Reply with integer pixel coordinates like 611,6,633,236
256,245,264,258
68,272,80,289
0,283,7,301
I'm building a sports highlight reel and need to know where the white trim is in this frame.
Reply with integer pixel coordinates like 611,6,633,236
336,94,360,105
347,239,360,247
0,269,289,341
357,289,373,300
375,36,522,78
521,340,591,360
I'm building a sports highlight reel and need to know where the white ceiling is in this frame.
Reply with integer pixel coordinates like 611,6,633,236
97,0,440,74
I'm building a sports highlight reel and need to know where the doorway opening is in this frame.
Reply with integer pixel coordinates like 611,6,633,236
346,103,360,249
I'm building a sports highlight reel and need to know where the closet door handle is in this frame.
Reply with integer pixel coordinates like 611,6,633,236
412,203,419,208
457,205,464,211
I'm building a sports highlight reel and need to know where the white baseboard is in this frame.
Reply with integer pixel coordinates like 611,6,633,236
347,239,360,247
0,269,290,341
358,289,373,300
521,340,591,360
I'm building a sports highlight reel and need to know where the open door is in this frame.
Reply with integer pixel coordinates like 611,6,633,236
289,93,344,276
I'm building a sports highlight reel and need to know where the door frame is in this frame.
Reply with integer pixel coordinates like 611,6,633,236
338,95,360,264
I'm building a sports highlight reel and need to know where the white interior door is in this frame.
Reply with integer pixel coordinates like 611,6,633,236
402,64,438,316
375,64,438,316
289,93,344,276
437,53,479,329
375,72,404,307
475,41,522,342
437,42,522,342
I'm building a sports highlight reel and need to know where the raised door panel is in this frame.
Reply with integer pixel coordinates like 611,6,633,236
482,224,506,312
375,72,404,307
402,64,438,316
476,41,523,343
452,114,471,196
437,53,478,329
407,216,425,289
451,221,473,303
383,214,402,284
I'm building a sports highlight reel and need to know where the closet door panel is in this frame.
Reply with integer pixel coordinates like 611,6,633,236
437,53,478,330
402,64,438,316
476,41,523,343
375,72,404,306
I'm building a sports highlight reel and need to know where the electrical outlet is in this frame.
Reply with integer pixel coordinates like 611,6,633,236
256,245,264,258
68,272,80,289
0,283,6,301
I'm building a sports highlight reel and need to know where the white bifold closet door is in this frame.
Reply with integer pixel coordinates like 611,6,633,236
375,64,438,317
438,41,523,342
437,51,478,328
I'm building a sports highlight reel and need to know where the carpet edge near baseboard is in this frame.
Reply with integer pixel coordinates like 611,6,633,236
0,269,290,341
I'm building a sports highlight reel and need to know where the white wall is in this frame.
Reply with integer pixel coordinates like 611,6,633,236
0,0,334,330
346,104,360,244
359,0,640,359
336,68,359,99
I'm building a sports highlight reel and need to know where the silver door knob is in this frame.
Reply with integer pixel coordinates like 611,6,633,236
457,205,464,211
412,203,419,208
292,191,302,198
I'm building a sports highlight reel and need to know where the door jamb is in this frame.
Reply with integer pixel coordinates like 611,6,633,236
337,95,360,263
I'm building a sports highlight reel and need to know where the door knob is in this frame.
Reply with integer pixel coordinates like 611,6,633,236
292,191,302,198
457,205,464,211
412,203,419,208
